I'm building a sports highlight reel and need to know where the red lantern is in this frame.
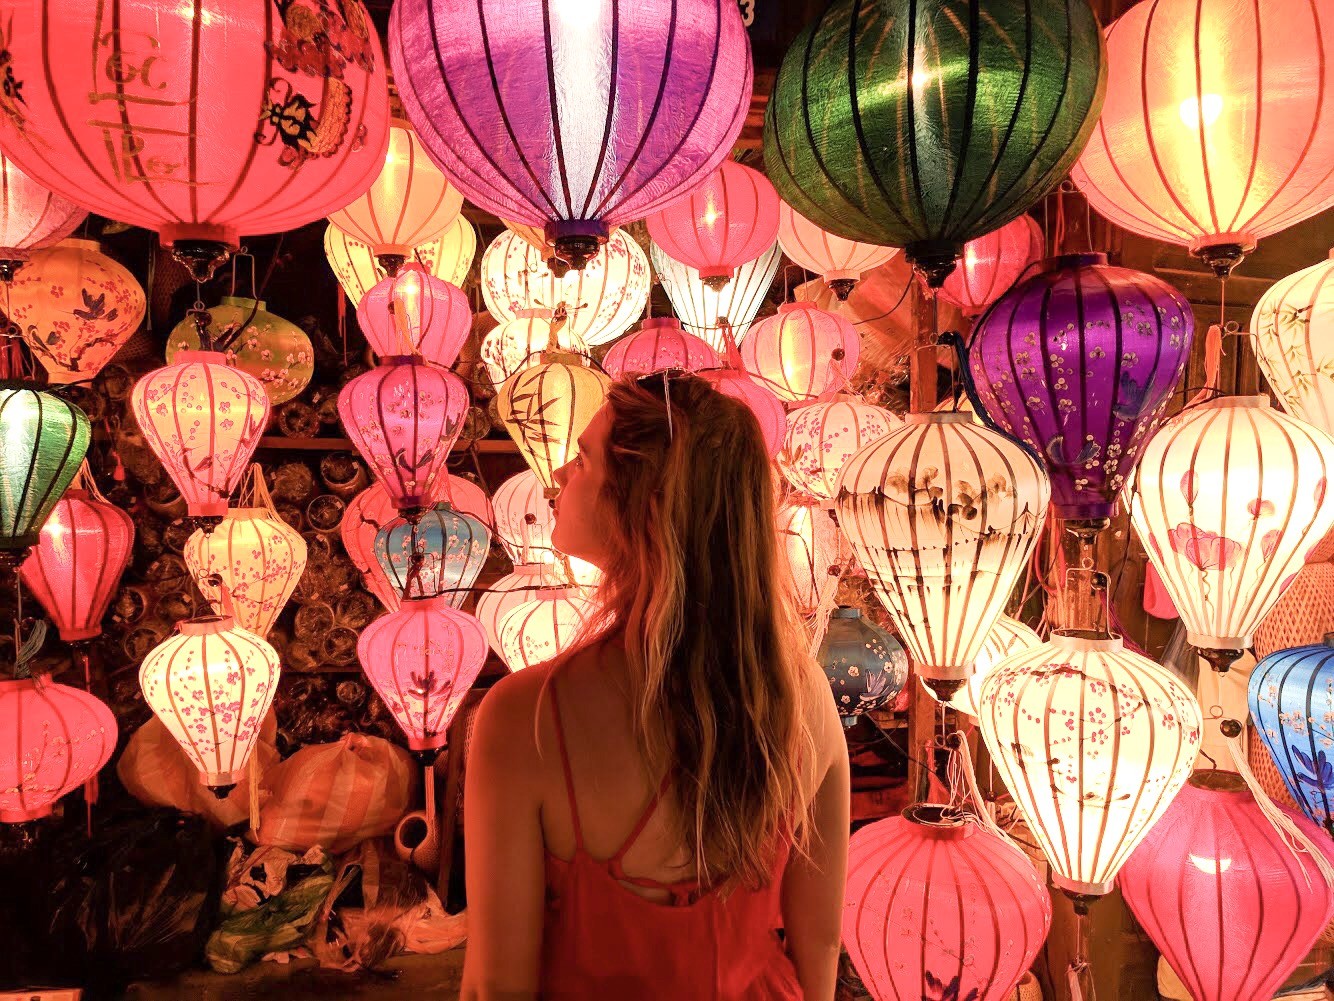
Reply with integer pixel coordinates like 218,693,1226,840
341,482,401,611
356,264,471,366
356,596,488,759
939,215,1044,317
646,162,781,290
0,151,84,280
740,302,861,403
602,318,721,380
700,369,786,456
338,358,470,513
438,473,494,533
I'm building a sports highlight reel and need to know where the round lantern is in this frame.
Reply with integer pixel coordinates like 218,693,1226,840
602,318,720,380
836,413,1050,698
480,229,651,347
495,357,611,496
817,607,908,726
480,311,590,390
327,119,464,272
338,358,470,513
20,474,133,642
969,254,1194,534
9,238,145,384
776,202,897,302
389,0,751,270
1072,0,1334,277
498,588,592,672
740,302,861,404
1119,770,1334,1001
139,616,281,792
699,369,786,457
130,351,269,522
438,473,494,532
167,297,314,405
780,399,901,502
0,151,85,278
341,482,402,612
844,805,1052,1001
357,596,488,758
476,564,552,656
357,265,470,366
493,468,557,568
939,215,1045,317
0,676,116,822
978,631,1203,897
645,162,780,290
652,239,781,352
948,614,1042,717
1128,396,1334,672
374,504,490,606
325,218,476,306
777,498,840,617
1251,250,1334,435
0,0,390,279
764,0,1106,286
0,385,91,561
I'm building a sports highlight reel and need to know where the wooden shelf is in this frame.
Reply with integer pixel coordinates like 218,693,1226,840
257,436,519,454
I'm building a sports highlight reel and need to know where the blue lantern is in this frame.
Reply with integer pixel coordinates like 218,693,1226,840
374,503,491,608
817,607,909,728
1249,638,1334,835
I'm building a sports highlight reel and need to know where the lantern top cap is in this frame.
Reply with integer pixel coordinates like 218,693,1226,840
637,317,683,332
1199,394,1271,411
901,803,975,837
513,562,551,576
177,615,237,636
0,677,40,692
516,308,554,321
1037,252,1108,273
171,349,230,367
218,296,266,310
402,594,456,612
777,301,821,315
906,411,972,425
1050,629,1124,654
831,606,862,619
1186,769,1248,794
55,237,101,254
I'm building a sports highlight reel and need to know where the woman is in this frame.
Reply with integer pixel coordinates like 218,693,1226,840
461,373,850,1000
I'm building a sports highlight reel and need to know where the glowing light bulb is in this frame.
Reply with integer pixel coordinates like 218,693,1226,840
1179,93,1224,129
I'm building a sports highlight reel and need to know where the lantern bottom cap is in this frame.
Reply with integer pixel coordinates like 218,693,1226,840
58,627,102,643
408,735,448,754
186,501,230,518
1052,873,1113,898
1187,631,1252,652
0,805,53,823
202,768,245,787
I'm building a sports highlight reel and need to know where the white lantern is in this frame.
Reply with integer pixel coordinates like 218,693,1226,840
947,614,1042,717
1250,250,1334,434
777,497,840,616
979,631,1203,897
740,302,861,403
480,310,590,389
779,398,901,501
324,218,476,306
776,202,897,301
1128,396,1334,671
498,587,592,672
493,468,557,567
475,563,553,656
651,238,781,352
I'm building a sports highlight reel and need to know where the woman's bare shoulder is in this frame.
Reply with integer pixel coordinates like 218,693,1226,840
800,660,847,778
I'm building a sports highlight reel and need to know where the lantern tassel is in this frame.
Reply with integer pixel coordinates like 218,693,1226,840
806,521,846,658
1185,323,1223,408
949,731,1024,849
1067,961,1092,1001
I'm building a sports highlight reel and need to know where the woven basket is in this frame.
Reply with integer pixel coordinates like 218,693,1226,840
1011,971,1042,1001
1309,524,1334,563
1255,563,1334,660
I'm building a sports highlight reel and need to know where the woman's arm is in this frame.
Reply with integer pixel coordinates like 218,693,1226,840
460,671,547,1001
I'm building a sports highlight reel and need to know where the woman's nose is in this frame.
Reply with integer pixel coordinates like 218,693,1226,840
553,461,571,488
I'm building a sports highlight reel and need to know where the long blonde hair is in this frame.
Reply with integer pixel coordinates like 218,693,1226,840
577,373,815,890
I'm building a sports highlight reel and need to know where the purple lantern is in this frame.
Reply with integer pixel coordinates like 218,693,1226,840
388,0,753,270
967,253,1193,536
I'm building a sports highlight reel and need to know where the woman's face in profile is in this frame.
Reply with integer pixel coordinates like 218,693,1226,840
551,405,614,568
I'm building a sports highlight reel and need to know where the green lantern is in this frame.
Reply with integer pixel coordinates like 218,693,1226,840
168,297,315,405
763,0,1107,287
0,385,90,565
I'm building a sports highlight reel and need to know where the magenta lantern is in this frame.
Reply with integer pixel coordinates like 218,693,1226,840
341,482,401,611
602,318,721,380
700,369,786,456
389,0,752,270
0,152,85,278
1119,771,1334,1001
740,301,861,403
940,215,1045,317
356,264,471,366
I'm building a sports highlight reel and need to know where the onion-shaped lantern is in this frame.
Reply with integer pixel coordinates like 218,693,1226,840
652,239,781,352
764,0,1106,287
948,614,1042,717
498,588,592,672
699,369,786,457
844,805,1052,1001
780,399,901,502
325,218,476,306
836,413,1050,698
338,358,470,513
777,498,840,617
939,215,1044,317
389,0,751,270
356,597,488,761
1072,0,1334,277
495,357,611,497
979,631,1202,898
476,564,552,656
374,504,490,607
139,616,280,793
969,254,1194,536
493,469,557,568
1119,770,1334,1001
645,162,779,290
0,0,390,279
0,151,85,280
341,482,401,611
740,302,860,404
817,607,908,726
480,311,590,390
776,202,896,302
1250,250,1334,435
357,265,470,366
168,297,314,405
602,318,720,380
9,239,145,384
1128,396,1334,672
0,385,91,565
0,676,116,822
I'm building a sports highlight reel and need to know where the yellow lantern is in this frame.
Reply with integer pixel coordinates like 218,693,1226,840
475,563,553,656
324,218,476,306
498,587,593,672
947,614,1042,717
777,497,840,616
1250,250,1334,434
167,297,315,405
480,309,590,389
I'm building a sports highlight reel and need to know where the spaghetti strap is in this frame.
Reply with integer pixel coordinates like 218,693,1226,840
547,674,584,851
609,771,673,866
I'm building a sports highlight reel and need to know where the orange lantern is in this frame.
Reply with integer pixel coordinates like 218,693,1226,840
777,201,896,301
325,218,477,306
495,356,611,497
740,302,861,403
0,151,85,280
341,482,402,611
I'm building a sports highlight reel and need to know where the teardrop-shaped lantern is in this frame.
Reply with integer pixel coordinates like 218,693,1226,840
1128,396,1334,672
939,215,1044,317
979,631,1202,897
777,498,840,617
325,218,476,306
341,482,402,612
602,318,720,380
969,254,1194,535
480,311,590,389
493,469,557,568
780,399,901,502
0,151,85,278
652,239,781,353
699,369,786,457
776,202,897,302
167,297,315,405
948,614,1042,717
139,616,281,792
374,504,490,607
498,587,592,672
476,564,552,657
0,384,91,564
357,265,471,367
438,473,495,533
1250,250,1334,435
817,607,908,726
740,302,861,404
836,413,1050,698
495,357,611,497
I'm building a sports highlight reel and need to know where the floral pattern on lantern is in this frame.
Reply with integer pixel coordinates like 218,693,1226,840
493,469,557,568
496,359,610,496
325,218,476,306
652,239,781,352
740,302,861,403
374,504,490,607
699,369,786,457
1251,250,1334,435
602,318,720,380
357,265,471,366
776,201,896,301
480,311,590,390
948,614,1042,717
779,399,901,502
817,607,908,726
498,588,592,672
939,215,1044,317
777,498,840,617
476,564,553,657
0,151,84,268
0,386,91,553
168,297,314,405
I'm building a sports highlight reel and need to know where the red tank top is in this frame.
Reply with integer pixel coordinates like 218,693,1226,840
540,679,803,1001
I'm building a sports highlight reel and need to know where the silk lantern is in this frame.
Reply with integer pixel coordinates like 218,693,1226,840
338,357,470,513
139,616,280,792
979,631,1203,897
495,357,610,497
817,607,908,726
0,385,91,563
327,119,464,273
939,215,1045,317
948,614,1042,717
167,297,314,405
438,472,494,532
602,318,720,380
356,597,488,759
1128,396,1334,672
476,564,552,656
780,399,900,502
0,0,390,279
0,675,117,822
836,413,1050,698
844,805,1052,1001
9,239,145,384
740,302,861,404
498,588,592,672
374,504,490,606
1119,771,1334,1001
357,265,470,366
493,468,557,568
776,202,897,302
652,239,781,352
699,369,786,457
130,351,269,523
645,161,780,290
1072,0,1334,277
1251,251,1334,435
969,253,1194,535
0,151,84,279
389,0,751,270
480,311,590,389
325,218,476,306
764,0,1106,286
341,482,402,611
777,498,840,617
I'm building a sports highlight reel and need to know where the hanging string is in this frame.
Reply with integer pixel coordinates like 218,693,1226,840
248,748,261,838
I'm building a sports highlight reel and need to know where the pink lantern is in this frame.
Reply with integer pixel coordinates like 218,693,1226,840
356,596,488,759
438,473,494,532
476,564,552,656
0,151,85,279
338,358,470,513
129,351,270,521
1119,771,1334,1001
645,161,780,289
779,399,901,502
602,318,721,380
0,675,117,822
777,497,840,616
740,302,861,403
939,215,1045,317
493,469,557,568
341,482,402,611
776,202,897,301
357,264,471,366
700,369,786,456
